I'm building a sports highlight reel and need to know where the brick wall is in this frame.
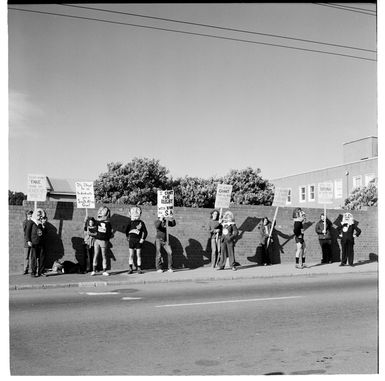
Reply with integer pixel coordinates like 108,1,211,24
9,202,378,274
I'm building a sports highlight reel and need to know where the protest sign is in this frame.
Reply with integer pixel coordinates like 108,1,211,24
214,184,233,209
272,188,290,207
318,182,334,204
27,174,47,202
157,190,174,218
75,181,95,209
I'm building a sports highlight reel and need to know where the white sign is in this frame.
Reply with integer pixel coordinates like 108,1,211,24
157,190,174,217
318,182,334,204
75,182,95,209
272,188,290,207
27,174,47,202
214,184,233,209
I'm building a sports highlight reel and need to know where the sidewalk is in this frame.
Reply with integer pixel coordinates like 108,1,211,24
9,260,378,291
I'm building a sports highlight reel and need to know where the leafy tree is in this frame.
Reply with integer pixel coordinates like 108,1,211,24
223,167,274,206
9,190,26,205
343,181,378,210
94,158,170,205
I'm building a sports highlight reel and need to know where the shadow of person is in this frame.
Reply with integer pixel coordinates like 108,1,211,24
140,241,156,270
71,237,87,272
185,238,206,268
330,225,341,263
237,217,261,243
43,221,64,269
169,234,188,269
109,213,131,234
353,252,378,266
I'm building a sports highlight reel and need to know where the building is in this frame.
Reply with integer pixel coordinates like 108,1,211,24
271,136,378,209
46,177,79,202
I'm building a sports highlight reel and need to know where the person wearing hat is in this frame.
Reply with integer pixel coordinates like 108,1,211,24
22,210,33,274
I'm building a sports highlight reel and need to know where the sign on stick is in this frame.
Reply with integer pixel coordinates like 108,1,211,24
157,190,174,218
318,182,334,204
214,184,233,209
75,181,95,209
27,174,47,202
272,188,290,207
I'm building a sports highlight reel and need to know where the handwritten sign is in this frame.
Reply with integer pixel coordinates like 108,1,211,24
27,174,47,202
318,182,334,204
272,188,290,207
214,184,233,209
157,190,174,217
75,182,95,209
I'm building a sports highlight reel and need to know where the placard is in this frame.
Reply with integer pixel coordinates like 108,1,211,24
214,184,233,209
272,187,290,207
27,174,47,202
75,181,95,209
318,182,334,204
157,190,174,217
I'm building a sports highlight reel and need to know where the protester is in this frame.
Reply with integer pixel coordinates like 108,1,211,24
125,206,148,274
154,216,176,272
22,210,33,275
293,208,307,269
208,209,222,268
315,213,333,264
338,212,361,267
40,214,48,275
256,216,273,266
91,206,113,276
25,208,46,277
84,216,97,273
217,210,239,271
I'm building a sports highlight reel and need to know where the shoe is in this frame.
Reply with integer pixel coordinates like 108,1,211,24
167,268,174,273
157,269,163,273
138,269,144,274
216,267,224,270
349,264,355,267
91,271,96,276
128,269,133,274
232,266,237,271
23,270,28,275
339,263,346,267
295,264,302,269
302,264,307,268
102,271,110,276
31,273,36,277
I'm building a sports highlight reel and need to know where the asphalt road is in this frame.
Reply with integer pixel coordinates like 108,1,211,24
9,273,378,375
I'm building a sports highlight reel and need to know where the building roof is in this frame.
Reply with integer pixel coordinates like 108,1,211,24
46,177,89,195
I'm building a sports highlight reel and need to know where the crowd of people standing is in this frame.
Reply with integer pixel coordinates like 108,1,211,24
22,205,362,277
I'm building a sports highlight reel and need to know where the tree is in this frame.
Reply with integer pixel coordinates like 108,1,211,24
343,181,378,210
223,167,274,206
94,158,170,205
9,190,26,205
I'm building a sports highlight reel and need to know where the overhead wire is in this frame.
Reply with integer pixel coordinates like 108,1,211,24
312,3,376,16
59,3,376,53
8,7,376,62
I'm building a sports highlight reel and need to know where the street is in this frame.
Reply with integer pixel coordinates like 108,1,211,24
9,273,378,375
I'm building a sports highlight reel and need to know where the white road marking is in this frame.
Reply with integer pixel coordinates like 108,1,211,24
121,297,142,300
155,295,303,308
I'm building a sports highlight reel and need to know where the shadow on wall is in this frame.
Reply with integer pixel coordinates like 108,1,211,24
169,234,188,269
185,238,207,268
53,202,74,237
43,221,64,268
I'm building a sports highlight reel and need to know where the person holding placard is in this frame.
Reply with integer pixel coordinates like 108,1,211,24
91,206,113,276
338,212,361,267
293,208,307,269
84,217,98,272
154,217,176,272
315,213,333,264
125,206,148,274
256,217,274,266
217,211,238,271
208,209,222,268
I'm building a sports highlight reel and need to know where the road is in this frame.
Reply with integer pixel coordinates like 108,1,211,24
9,273,378,375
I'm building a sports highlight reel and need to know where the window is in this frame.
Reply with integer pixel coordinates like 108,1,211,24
299,186,306,202
287,188,292,204
334,179,343,199
365,174,375,186
352,175,362,189
308,185,315,201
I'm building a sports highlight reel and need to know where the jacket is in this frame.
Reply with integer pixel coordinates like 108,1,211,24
315,219,332,240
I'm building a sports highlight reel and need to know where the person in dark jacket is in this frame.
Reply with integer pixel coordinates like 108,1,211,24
125,206,148,274
25,208,46,277
256,217,273,266
91,206,113,276
208,209,222,268
338,212,361,267
84,217,97,272
315,213,333,264
217,211,239,271
293,208,307,269
22,210,33,274
154,217,176,272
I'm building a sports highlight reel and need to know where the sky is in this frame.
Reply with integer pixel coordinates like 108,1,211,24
6,2,378,193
